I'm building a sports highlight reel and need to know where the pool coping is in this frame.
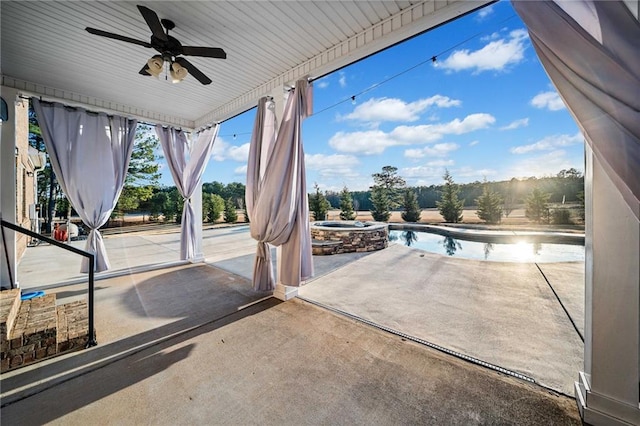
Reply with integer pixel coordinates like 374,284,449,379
389,223,585,245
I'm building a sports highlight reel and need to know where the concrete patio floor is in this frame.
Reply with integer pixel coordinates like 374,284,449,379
4,224,584,424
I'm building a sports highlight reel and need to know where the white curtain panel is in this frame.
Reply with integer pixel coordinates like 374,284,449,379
246,79,314,291
32,99,137,272
157,124,219,260
513,0,640,219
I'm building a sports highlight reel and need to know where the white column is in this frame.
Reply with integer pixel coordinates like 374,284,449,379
1,87,20,289
576,145,640,426
270,84,298,301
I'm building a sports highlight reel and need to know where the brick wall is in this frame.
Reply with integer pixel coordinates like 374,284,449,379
14,99,33,260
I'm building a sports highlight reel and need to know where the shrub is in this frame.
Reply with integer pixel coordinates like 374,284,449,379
551,208,573,225
204,193,225,223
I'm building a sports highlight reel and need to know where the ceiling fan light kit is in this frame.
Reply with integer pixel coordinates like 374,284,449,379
170,61,188,83
85,4,225,85
146,55,164,78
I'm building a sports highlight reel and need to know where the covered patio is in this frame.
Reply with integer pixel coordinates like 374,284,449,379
2,2,639,425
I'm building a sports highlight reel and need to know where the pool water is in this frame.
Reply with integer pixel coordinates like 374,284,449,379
389,230,584,263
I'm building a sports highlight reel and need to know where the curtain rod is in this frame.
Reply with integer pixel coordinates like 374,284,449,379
16,93,193,130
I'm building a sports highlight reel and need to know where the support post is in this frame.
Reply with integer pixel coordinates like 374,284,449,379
1,86,19,289
576,145,640,426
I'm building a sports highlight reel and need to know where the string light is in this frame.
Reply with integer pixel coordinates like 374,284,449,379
218,14,518,138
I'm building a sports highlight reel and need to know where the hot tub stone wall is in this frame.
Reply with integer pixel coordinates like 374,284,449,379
310,222,388,255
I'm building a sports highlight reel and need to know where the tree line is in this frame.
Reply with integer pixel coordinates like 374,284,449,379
324,169,584,213
310,165,585,226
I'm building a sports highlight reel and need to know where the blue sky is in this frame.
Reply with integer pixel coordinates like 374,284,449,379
160,1,584,191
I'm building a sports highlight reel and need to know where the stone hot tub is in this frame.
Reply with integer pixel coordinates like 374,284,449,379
310,221,389,255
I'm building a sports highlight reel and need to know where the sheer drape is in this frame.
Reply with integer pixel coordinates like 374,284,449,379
157,125,219,260
513,0,640,218
32,99,137,272
246,80,314,291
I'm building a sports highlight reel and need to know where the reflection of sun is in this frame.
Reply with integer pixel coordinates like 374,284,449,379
512,241,533,262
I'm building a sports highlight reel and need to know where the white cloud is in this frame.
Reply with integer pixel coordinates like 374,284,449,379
476,5,494,20
234,165,247,174
403,165,495,185
401,165,442,179
305,153,360,177
510,132,583,154
328,130,395,155
338,72,347,88
530,91,566,111
506,150,583,179
468,140,480,147
315,78,329,89
211,140,250,162
404,143,459,159
329,113,494,155
341,95,460,123
500,118,529,130
454,166,498,179
436,29,528,73
392,113,495,143
211,139,230,161
481,31,501,42
427,159,455,167
227,143,250,162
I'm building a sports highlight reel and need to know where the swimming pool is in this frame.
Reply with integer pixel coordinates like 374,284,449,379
389,229,584,263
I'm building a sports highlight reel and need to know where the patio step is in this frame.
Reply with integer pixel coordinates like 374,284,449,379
0,291,89,372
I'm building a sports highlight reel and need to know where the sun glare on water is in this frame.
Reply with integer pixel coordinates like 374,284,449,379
512,241,536,262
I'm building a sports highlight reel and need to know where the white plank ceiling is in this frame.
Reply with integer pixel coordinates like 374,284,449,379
1,1,492,129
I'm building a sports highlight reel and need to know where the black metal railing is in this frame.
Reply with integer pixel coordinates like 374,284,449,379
1,219,97,347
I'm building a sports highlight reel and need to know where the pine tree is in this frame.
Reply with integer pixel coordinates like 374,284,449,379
436,170,464,223
401,189,422,222
370,186,391,222
339,186,356,220
525,187,550,223
371,166,406,207
223,197,238,223
370,166,405,222
309,183,330,221
476,183,503,224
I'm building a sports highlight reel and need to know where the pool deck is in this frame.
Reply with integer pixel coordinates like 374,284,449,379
4,223,584,424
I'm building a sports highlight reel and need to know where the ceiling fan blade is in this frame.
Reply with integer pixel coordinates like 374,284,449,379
137,5,167,41
175,57,212,85
86,27,152,48
181,46,227,59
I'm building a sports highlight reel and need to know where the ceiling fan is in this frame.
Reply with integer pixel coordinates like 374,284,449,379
85,5,226,85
